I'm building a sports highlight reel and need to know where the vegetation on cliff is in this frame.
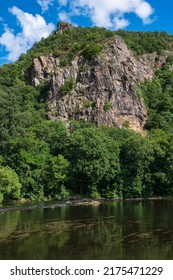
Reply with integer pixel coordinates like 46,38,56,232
140,57,173,131
116,30,173,55
1,24,173,202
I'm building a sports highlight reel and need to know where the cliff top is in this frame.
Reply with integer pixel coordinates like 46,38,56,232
57,22,75,33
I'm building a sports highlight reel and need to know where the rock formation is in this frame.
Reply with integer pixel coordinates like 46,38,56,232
28,32,155,133
56,22,75,34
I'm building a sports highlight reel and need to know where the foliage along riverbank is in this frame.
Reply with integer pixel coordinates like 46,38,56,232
1,29,173,202
1,118,173,203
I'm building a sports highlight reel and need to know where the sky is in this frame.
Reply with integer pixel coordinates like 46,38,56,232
0,0,173,66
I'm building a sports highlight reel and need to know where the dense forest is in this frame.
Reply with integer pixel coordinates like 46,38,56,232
1,25,173,202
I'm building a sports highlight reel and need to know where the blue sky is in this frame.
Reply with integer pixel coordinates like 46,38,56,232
0,0,173,65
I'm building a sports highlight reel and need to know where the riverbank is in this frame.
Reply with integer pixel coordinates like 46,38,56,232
0,196,172,213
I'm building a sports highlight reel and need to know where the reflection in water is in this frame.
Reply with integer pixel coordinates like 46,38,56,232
0,200,173,259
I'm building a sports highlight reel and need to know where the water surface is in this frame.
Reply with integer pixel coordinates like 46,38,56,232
0,199,173,259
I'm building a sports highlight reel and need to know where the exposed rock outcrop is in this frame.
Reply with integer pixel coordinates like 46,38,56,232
28,34,155,133
56,22,75,34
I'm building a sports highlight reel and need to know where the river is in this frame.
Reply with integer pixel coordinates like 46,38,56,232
0,199,173,259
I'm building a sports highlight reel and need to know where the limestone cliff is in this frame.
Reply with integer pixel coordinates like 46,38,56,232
28,33,155,133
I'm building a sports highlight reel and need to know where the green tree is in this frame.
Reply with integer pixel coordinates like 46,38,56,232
64,127,121,198
6,131,50,200
147,129,173,196
0,166,21,202
42,154,70,200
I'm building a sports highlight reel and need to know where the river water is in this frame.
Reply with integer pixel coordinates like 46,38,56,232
0,199,173,260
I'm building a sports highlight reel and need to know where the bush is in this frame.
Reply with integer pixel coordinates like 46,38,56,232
83,43,102,60
59,79,76,96
60,59,68,67
166,56,173,64
122,121,130,129
103,101,111,111
87,100,94,108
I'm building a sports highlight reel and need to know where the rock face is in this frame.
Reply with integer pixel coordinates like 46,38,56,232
56,22,75,34
28,35,154,133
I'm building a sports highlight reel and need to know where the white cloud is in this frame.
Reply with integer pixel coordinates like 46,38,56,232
0,6,55,62
58,0,68,6
135,1,154,24
58,0,154,29
37,0,53,13
0,26,27,62
58,11,71,23
113,18,130,30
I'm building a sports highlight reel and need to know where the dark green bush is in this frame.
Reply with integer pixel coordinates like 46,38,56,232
60,59,68,67
59,79,76,96
83,43,102,60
